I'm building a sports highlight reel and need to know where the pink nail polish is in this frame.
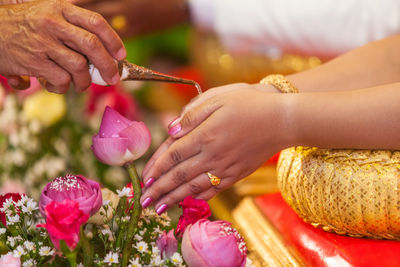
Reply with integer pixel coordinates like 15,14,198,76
144,178,155,188
141,197,152,209
156,204,168,215
168,117,180,129
168,123,181,136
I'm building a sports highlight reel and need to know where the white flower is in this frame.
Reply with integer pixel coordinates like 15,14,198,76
150,256,164,266
103,200,111,206
121,216,130,222
7,214,20,225
245,257,255,267
101,228,113,237
7,236,22,247
22,259,36,267
0,228,6,235
134,234,143,241
39,246,55,256
104,251,119,265
23,241,35,252
170,252,183,266
116,187,131,197
135,241,148,254
13,245,25,257
153,226,162,235
151,246,160,256
16,195,30,207
1,198,14,212
77,263,84,267
21,199,38,214
128,257,142,267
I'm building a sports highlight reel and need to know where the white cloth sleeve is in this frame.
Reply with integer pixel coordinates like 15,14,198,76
188,0,400,58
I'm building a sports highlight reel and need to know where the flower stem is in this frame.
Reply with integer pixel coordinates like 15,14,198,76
122,162,142,267
80,227,93,267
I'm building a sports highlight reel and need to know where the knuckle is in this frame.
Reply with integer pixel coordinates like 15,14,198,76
172,170,187,185
212,184,223,193
187,182,203,195
169,149,182,165
54,74,71,86
85,34,101,50
89,12,105,28
180,111,194,128
72,57,88,72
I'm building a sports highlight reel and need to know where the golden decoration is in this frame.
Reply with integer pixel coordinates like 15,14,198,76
233,197,303,266
206,172,221,186
261,75,400,240
277,147,400,240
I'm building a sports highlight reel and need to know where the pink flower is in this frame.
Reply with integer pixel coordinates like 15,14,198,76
39,174,102,217
92,106,151,166
176,196,211,237
181,219,247,267
38,200,89,250
156,230,178,259
0,252,21,267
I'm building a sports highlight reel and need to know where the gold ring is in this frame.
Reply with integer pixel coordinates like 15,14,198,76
206,172,221,186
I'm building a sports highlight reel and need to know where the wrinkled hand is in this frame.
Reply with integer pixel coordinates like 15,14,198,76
0,0,126,93
140,83,288,213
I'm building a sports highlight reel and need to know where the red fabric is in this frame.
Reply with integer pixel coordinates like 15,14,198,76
255,193,400,267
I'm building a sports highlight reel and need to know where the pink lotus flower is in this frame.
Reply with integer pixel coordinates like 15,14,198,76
0,252,21,267
39,174,102,217
176,196,211,237
156,230,178,259
182,219,247,267
92,106,151,166
38,200,89,250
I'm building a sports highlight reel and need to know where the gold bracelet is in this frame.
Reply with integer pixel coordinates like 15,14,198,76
260,74,299,94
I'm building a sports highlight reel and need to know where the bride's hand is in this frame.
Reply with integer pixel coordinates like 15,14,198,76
140,84,290,214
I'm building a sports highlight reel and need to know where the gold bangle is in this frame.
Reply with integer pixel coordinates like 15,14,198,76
260,74,299,94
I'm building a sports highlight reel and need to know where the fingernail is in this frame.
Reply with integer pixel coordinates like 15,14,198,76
111,73,120,85
156,204,168,215
116,48,127,60
168,123,181,136
168,117,180,129
144,178,155,188
141,197,152,209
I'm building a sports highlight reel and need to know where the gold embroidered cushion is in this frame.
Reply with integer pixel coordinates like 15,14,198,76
277,147,400,240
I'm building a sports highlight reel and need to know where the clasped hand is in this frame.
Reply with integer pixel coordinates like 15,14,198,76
140,84,286,213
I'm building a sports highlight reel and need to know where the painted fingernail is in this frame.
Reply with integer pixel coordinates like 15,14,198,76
168,117,180,129
144,177,155,188
141,197,152,209
168,123,181,136
116,48,127,60
111,73,120,85
156,204,168,215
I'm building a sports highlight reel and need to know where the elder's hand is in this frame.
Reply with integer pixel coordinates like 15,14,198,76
140,84,289,214
0,0,126,93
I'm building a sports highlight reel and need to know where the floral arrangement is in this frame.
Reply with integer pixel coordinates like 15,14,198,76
0,78,148,199
0,106,251,267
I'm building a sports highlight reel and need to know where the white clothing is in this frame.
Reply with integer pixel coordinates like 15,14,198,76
189,0,400,58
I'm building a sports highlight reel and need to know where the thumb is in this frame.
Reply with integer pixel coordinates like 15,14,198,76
168,98,221,138
8,75,31,90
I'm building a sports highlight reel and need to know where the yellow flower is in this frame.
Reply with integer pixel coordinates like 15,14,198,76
23,90,66,126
